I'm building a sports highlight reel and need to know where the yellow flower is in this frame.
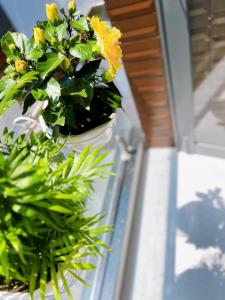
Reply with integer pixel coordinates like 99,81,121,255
90,16,122,80
33,27,45,45
15,60,27,74
9,43,16,52
68,0,76,12
61,57,71,71
46,3,59,23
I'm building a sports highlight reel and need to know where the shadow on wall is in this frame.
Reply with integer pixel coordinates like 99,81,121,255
165,188,225,300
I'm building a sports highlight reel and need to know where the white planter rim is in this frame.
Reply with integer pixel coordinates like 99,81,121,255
57,113,116,144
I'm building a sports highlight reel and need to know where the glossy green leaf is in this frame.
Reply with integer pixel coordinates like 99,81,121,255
25,38,44,60
55,23,67,41
37,53,64,79
46,77,61,103
0,71,38,115
70,43,92,61
1,32,28,59
71,17,89,31
62,78,94,109
31,88,49,101
76,59,101,79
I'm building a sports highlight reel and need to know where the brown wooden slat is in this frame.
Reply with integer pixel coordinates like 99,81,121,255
128,67,163,78
122,25,158,41
137,84,166,93
126,58,163,72
122,37,161,53
142,91,167,103
134,75,166,88
108,1,154,19
105,0,174,147
113,13,157,33
106,0,145,10
144,127,173,136
124,48,161,61
146,137,174,147
145,117,172,127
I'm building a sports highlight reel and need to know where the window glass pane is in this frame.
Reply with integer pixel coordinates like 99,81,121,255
189,0,225,147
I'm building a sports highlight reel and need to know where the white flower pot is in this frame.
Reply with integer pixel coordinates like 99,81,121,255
54,113,116,152
13,101,116,152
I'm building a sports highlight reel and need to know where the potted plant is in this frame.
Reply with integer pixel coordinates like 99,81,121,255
0,1,123,150
0,128,112,299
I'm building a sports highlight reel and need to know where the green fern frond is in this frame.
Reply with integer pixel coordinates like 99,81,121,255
0,130,112,299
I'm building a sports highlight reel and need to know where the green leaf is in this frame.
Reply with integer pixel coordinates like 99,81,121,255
44,22,55,41
69,35,80,48
64,105,76,128
40,259,47,300
11,32,29,53
6,232,25,264
37,53,65,79
34,202,73,215
61,78,94,109
70,43,92,61
1,32,28,59
76,59,101,79
55,23,67,41
44,22,67,42
42,104,66,126
70,146,91,175
29,259,39,298
31,88,49,101
0,236,9,281
25,38,44,60
4,65,15,75
97,82,122,109
46,77,61,103
0,71,38,115
0,76,15,100
59,268,74,300
1,32,19,59
67,269,91,288
71,17,89,31
51,263,60,300
87,40,100,53
64,262,96,271
12,205,63,231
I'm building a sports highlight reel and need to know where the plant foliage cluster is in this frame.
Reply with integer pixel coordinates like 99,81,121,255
0,129,112,299
0,1,122,135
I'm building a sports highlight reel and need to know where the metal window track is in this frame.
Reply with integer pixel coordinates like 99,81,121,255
96,128,145,300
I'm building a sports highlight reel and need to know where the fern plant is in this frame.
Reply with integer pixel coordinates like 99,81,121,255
0,129,112,300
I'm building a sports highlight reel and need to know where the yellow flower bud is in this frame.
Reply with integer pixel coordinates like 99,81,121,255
33,27,45,45
68,0,76,12
9,43,16,52
46,3,59,23
15,60,27,74
50,37,57,45
61,57,71,71
6,58,12,64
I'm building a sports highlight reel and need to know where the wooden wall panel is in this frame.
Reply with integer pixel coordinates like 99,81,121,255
105,0,174,147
